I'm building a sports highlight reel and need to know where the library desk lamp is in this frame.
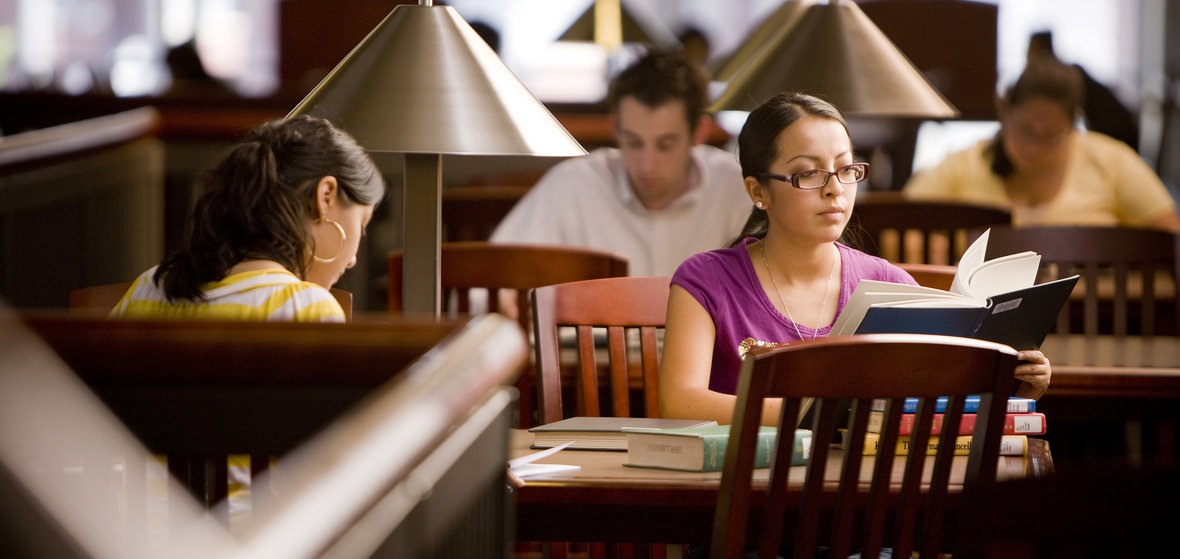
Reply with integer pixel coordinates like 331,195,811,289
708,0,815,83
556,0,678,54
708,0,958,117
288,0,585,316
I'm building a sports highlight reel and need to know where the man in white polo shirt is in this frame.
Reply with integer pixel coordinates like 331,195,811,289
491,48,751,276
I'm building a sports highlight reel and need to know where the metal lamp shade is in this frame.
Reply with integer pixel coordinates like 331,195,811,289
289,4,584,157
556,0,678,48
708,1,958,118
710,0,814,82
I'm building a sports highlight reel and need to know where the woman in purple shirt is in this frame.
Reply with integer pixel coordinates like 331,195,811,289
659,93,1052,426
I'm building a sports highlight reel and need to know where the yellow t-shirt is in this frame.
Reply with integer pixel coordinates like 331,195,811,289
903,131,1175,228
110,266,345,322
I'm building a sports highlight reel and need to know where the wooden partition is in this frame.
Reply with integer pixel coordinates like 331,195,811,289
0,107,164,309
5,311,528,558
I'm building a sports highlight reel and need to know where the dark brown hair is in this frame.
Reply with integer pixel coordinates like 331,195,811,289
990,58,1083,177
730,92,850,245
607,47,709,134
155,115,384,301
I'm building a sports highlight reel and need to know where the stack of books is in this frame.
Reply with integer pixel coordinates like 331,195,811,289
859,396,1045,456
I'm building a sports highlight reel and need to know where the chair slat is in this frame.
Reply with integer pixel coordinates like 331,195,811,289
576,325,601,417
639,326,661,417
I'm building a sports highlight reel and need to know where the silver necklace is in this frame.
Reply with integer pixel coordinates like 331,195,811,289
759,239,837,341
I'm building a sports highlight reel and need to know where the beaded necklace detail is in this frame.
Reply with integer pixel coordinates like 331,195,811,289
759,240,837,341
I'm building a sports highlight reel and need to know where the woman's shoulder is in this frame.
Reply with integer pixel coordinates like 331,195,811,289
1075,130,1148,165
677,242,748,270
209,269,344,321
672,242,751,288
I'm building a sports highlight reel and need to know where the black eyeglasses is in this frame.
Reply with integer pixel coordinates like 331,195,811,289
757,163,870,190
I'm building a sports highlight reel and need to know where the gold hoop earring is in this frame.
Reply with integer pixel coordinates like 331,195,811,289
313,218,347,263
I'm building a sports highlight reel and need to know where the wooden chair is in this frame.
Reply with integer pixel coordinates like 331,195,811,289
528,277,672,559
896,262,957,291
69,281,354,321
975,225,1179,338
387,241,629,427
531,275,671,425
711,334,1020,559
850,193,1011,265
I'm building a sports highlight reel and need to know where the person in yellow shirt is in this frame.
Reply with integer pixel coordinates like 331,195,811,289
112,115,385,322
904,58,1180,233
109,115,385,529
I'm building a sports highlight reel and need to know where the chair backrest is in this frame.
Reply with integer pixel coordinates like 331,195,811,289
531,276,671,425
851,193,1011,265
976,225,1179,337
388,242,629,428
896,262,957,291
711,334,1019,559
386,242,629,322
69,282,354,321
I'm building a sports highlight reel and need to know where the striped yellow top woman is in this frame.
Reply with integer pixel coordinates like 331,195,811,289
111,266,345,322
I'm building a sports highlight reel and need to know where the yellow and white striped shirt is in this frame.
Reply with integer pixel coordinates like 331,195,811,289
111,266,345,322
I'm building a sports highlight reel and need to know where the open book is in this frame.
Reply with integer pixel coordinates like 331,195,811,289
831,229,1078,350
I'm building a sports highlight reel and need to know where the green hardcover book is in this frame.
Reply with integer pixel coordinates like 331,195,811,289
624,425,812,472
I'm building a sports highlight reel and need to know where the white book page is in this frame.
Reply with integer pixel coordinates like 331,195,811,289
950,228,989,297
509,442,581,479
884,299,987,308
962,251,1041,298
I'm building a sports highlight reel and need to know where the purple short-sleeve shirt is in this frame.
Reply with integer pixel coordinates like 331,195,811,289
672,238,918,395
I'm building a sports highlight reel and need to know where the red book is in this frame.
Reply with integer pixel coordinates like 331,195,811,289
866,411,1047,436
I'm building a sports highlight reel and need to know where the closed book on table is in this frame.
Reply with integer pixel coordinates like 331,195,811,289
529,416,717,451
624,425,812,472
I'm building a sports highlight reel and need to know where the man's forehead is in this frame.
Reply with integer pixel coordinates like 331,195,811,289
615,97,692,138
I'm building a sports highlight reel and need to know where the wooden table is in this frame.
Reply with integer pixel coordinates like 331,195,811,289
1035,335,1180,466
511,430,1053,546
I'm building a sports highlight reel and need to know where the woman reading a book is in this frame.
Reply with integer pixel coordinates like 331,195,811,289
659,93,1051,426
